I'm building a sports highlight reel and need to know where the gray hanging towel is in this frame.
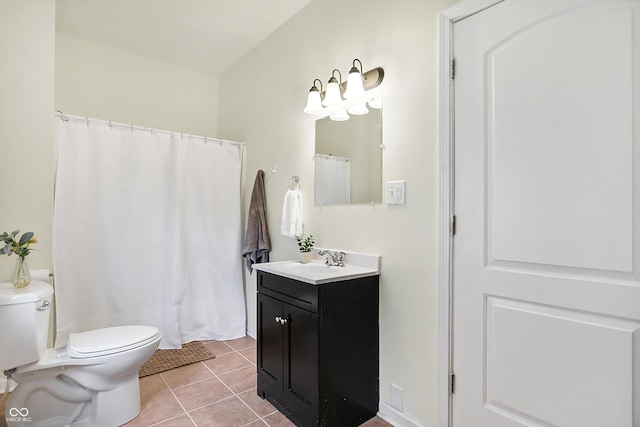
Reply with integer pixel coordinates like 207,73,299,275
241,169,271,272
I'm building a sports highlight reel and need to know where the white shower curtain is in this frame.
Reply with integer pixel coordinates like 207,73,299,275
314,153,351,205
53,117,246,349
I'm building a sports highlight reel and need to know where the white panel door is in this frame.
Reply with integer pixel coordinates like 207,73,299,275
452,0,640,426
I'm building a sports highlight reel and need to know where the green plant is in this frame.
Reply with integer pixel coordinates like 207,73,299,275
297,235,315,253
1,230,38,260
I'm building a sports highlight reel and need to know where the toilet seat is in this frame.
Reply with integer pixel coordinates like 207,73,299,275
69,325,160,359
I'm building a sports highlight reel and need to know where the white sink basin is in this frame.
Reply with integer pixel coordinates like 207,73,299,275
287,263,342,274
253,249,380,285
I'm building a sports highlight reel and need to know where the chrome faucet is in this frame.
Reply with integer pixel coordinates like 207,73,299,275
318,250,346,267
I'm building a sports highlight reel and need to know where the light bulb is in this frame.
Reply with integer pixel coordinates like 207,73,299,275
304,87,323,114
368,97,382,109
322,77,342,106
348,103,368,115
329,109,349,121
344,68,365,99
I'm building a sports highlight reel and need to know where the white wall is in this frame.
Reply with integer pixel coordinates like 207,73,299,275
0,0,55,280
0,15,220,279
218,1,455,425
55,31,219,137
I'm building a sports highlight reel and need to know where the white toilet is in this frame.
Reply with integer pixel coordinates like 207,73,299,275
0,280,161,427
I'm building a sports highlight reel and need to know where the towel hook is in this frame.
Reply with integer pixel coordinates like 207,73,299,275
289,174,301,190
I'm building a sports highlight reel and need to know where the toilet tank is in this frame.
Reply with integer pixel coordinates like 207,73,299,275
0,280,53,371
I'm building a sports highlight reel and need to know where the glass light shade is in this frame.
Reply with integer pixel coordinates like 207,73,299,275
368,97,382,109
329,109,349,121
304,89,323,114
347,102,368,115
322,79,343,106
344,70,365,99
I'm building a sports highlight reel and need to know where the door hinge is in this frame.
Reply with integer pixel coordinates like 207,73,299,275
451,215,457,236
451,58,456,79
449,373,455,394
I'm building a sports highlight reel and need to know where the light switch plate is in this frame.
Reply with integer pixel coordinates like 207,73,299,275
386,180,406,205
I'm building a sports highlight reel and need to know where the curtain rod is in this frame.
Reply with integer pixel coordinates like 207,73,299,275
314,153,350,162
54,111,245,147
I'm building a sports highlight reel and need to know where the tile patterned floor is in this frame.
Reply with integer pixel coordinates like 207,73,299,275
125,336,391,427
1,336,391,427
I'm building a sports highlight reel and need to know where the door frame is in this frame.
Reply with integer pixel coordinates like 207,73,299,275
436,1,503,426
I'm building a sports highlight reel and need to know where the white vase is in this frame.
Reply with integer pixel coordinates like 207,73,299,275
299,251,312,264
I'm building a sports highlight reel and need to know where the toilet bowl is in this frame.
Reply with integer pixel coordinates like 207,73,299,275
0,281,161,427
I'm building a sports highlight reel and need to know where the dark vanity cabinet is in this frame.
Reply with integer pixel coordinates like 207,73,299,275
257,270,379,427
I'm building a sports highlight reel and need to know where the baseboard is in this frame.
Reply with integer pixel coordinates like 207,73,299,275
246,324,256,339
378,401,427,427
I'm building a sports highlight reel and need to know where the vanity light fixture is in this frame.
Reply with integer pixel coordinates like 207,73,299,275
368,97,382,109
343,59,365,99
322,69,344,107
348,101,369,116
347,103,369,116
329,109,350,121
344,60,368,115
304,79,324,114
303,58,384,121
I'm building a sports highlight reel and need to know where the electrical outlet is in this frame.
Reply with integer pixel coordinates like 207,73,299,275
386,180,406,205
390,383,404,411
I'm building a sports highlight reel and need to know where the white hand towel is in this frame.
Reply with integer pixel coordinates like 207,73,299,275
281,188,303,238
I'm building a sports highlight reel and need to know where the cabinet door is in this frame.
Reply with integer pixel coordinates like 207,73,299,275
284,304,319,424
257,293,283,398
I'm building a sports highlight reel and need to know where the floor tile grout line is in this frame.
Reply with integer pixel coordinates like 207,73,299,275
164,361,237,420
200,360,256,387
168,350,256,391
204,348,236,358
159,364,200,427
236,348,257,365
220,343,287,427
223,350,283,427
223,338,257,352
138,339,260,427
170,374,217,391
172,388,245,417
216,364,258,380
180,394,239,418
205,359,256,378
199,346,274,426
191,352,262,421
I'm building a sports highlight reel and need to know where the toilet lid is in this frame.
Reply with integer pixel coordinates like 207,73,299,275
68,325,160,359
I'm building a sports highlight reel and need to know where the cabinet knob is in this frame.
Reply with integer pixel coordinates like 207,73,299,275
280,318,288,325
275,316,282,323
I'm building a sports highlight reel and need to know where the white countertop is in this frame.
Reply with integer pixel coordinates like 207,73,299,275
253,249,381,285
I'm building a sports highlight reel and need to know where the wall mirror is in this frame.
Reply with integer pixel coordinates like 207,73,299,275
314,108,382,205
